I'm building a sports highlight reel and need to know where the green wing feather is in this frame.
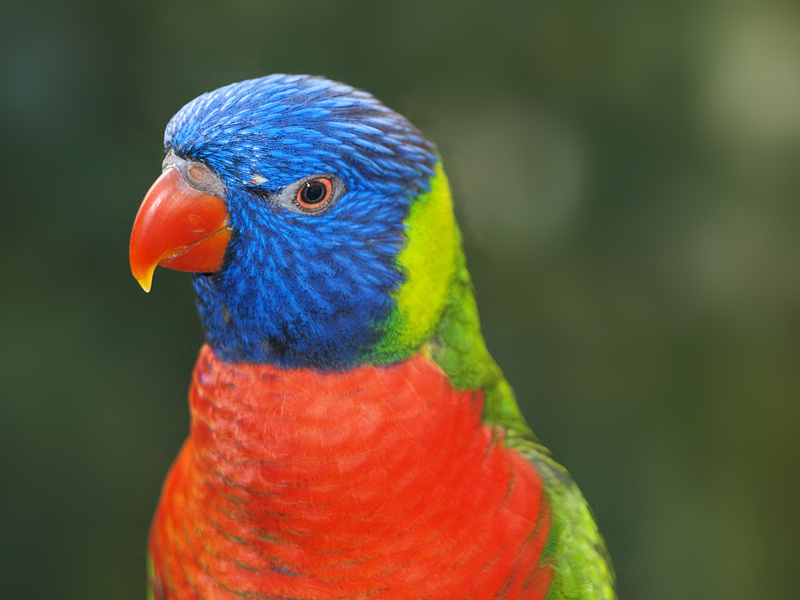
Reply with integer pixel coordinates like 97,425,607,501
428,250,616,600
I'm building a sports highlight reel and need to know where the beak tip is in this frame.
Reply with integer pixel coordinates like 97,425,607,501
132,265,155,293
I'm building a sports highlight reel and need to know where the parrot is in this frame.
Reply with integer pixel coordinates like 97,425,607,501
129,74,615,600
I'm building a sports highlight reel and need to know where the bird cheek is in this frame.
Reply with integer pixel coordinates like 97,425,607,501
129,167,232,292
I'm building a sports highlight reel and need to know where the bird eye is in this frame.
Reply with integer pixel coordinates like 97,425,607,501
271,174,344,215
296,178,333,210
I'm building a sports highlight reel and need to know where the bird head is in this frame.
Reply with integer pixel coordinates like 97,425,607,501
130,75,462,369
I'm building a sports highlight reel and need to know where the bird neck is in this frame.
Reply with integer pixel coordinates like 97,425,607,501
181,344,478,490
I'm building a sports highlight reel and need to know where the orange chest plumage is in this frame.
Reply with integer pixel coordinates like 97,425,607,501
148,345,552,600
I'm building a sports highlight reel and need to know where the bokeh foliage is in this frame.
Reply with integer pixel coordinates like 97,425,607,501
1,1,798,599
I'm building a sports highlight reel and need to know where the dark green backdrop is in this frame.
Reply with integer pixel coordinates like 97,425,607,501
1,1,797,599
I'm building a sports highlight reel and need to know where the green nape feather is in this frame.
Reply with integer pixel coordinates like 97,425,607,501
380,161,616,599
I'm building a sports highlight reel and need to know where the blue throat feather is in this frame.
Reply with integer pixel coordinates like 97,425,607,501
163,75,440,368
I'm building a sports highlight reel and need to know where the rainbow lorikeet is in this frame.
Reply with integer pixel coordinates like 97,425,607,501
129,75,615,600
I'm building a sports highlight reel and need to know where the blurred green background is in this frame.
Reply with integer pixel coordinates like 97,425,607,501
1,1,798,598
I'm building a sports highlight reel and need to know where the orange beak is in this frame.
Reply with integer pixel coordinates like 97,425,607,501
129,167,232,292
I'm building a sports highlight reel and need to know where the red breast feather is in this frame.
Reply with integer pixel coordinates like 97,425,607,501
149,346,552,599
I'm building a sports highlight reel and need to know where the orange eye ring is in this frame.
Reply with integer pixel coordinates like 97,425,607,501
296,177,333,210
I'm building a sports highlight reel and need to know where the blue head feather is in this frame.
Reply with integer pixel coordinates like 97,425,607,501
163,75,439,368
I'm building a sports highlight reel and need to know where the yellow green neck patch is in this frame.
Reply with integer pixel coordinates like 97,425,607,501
373,162,460,362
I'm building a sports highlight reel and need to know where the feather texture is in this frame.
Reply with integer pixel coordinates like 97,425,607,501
149,346,553,599
134,74,616,600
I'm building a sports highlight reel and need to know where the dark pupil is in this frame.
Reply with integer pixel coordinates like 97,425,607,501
302,181,326,204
